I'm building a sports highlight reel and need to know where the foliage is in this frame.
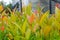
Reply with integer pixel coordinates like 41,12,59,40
0,4,60,40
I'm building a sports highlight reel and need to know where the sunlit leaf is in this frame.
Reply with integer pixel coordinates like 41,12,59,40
21,19,27,34
39,11,49,27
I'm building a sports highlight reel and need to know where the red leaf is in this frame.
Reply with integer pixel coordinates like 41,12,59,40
56,3,60,8
27,14,35,24
1,26,5,32
34,10,38,14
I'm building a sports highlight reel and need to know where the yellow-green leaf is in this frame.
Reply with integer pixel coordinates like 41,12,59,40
25,29,31,40
39,11,49,26
21,19,27,34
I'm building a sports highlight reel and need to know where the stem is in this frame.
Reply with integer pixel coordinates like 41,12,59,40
20,0,22,13
50,0,52,14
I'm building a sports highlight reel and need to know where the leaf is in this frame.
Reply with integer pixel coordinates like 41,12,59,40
10,12,16,22
25,29,31,40
4,36,8,40
0,5,3,12
12,22,21,31
2,10,6,16
13,6,17,12
42,25,51,36
48,15,55,25
55,7,60,22
7,7,12,14
21,19,27,34
27,14,35,24
53,20,60,30
0,31,3,40
14,36,20,40
24,3,32,15
3,16,8,24
39,11,49,27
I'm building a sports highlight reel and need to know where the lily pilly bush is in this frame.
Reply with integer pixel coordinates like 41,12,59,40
0,4,60,40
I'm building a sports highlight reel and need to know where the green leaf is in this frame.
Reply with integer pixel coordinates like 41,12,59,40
21,19,27,34
4,36,8,40
25,29,31,40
